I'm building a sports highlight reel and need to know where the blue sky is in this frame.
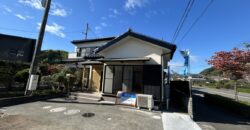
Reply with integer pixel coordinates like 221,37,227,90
0,0,250,74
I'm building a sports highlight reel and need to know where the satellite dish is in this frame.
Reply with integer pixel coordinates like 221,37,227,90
41,0,47,8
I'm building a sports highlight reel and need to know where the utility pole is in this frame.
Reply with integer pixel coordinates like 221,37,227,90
84,23,89,39
25,0,51,95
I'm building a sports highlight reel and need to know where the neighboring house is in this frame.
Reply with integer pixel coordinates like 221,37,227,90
0,33,36,63
65,29,176,103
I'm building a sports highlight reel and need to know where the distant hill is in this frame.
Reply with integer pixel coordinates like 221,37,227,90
200,67,223,76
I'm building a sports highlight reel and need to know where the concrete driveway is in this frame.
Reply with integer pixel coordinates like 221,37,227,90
0,98,163,130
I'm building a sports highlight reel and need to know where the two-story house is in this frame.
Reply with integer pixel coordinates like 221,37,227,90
65,29,177,103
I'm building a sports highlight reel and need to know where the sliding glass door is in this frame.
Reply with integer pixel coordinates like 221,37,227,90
103,65,143,94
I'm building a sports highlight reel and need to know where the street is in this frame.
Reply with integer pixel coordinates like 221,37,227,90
0,98,163,130
192,89,250,130
192,86,250,102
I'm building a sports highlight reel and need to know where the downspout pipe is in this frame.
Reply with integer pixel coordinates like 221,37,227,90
161,52,172,110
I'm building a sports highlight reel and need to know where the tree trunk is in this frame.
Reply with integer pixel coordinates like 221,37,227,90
234,81,239,101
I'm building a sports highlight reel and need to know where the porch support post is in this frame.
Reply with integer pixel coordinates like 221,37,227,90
88,65,93,90
101,64,106,93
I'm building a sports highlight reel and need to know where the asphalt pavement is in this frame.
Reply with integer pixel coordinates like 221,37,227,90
0,98,163,130
192,90,250,130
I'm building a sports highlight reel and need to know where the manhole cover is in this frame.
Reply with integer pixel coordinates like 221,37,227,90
82,113,95,118
50,107,66,113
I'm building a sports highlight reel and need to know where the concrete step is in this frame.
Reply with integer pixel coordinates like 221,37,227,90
69,95,101,101
70,92,101,98
69,92,102,102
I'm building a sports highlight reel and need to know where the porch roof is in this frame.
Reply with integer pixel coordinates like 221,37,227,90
97,57,151,62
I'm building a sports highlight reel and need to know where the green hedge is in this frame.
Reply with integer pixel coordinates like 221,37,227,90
204,93,250,118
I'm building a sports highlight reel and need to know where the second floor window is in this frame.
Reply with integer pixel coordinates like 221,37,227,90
77,47,98,57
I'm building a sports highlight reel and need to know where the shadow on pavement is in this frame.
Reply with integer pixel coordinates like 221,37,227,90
192,90,250,126
0,94,65,108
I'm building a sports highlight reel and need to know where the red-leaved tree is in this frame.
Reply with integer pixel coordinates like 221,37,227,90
208,48,249,79
208,48,250,101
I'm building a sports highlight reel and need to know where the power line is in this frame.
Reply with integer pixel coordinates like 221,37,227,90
178,0,214,45
172,0,195,44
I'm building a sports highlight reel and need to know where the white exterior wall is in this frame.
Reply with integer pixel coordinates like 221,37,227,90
68,52,77,59
98,37,171,65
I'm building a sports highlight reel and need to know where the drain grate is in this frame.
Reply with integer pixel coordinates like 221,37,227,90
82,113,95,118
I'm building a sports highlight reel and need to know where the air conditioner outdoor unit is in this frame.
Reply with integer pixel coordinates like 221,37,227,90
136,94,154,111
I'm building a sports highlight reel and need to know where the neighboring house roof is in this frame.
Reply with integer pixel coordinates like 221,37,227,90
61,58,86,63
96,29,177,59
97,57,151,62
0,33,36,41
72,37,116,44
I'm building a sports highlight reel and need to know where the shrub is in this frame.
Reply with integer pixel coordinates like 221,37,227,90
14,68,29,85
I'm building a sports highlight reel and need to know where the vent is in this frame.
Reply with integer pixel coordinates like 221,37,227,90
136,94,154,111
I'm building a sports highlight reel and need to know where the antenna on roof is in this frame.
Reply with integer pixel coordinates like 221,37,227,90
128,28,132,32
83,23,89,39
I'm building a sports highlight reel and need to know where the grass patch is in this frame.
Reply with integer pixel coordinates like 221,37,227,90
240,101,250,106
238,88,250,94
204,93,250,118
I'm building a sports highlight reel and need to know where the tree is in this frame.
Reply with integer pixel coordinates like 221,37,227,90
14,68,29,88
243,42,250,51
38,50,68,64
208,48,250,101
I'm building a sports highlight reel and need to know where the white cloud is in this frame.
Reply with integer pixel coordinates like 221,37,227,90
108,8,120,18
50,8,67,17
101,22,107,27
37,22,65,38
19,0,68,17
1,5,12,13
18,0,43,10
15,13,34,20
50,2,68,17
15,14,27,20
95,26,102,32
190,55,198,63
124,0,148,10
